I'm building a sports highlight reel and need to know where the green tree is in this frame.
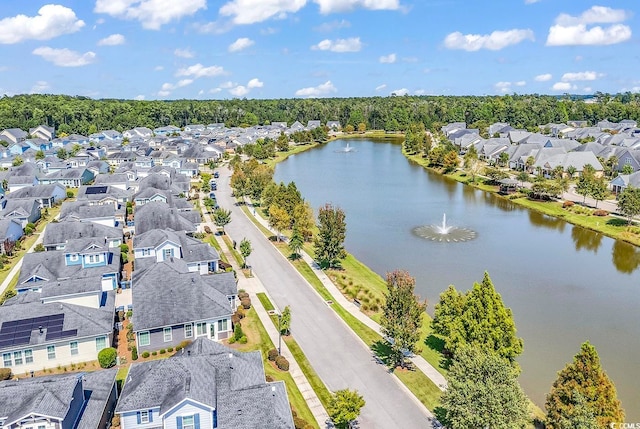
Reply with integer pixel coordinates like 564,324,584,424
545,342,624,429
498,151,509,167
276,132,289,151
288,227,304,259
516,171,530,185
292,201,314,241
313,203,347,269
280,305,291,335
622,163,634,175
239,237,252,268
484,166,509,184
442,150,459,173
557,391,599,429
98,347,117,368
12,156,23,166
525,155,535,172
617,186,640,225
380,270,427,368
590,177,608,208
566,165,577,177
575,172,594,203
268,205,290,241
56,148,68,160
463,145,478,169
440,346,529,429
328,389,365,429
431,272,523,363
212,208,231,234
35,150,45,160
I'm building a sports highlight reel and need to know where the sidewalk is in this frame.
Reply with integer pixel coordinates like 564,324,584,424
200,199,330,428
242,198,448,391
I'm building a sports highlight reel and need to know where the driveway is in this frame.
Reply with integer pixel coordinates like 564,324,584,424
215,167,437,429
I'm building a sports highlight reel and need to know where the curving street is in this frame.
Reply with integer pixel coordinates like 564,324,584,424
214,167,437,429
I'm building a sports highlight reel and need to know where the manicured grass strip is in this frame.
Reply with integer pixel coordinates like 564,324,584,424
237,307,319,429
207,235,230,264
116,366,129,384
239,205,275,237
330,303,442,411
256,292,275,312
221,234,244,267
258,292,333,410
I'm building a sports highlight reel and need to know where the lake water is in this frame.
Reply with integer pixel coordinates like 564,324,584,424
274,139,640,418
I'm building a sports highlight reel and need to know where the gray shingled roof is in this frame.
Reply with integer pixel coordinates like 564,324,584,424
134,229,219,263
131,261,233,331
5,183,64,200
76,369,118,429
116,338,294,428
43,221,122,247
1,198,38,217
134,202,198,234
60,201,116,220
94,173,130,184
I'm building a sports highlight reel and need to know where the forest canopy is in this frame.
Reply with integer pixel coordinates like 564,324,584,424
1,93,639,136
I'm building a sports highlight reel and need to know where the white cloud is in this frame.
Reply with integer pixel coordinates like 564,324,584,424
176,63,225,78
552,82,576,92
312,37,362,53
229,86,249,97
0,5,85,44
495,81,512,93
379,53,396,64
32,46,96,67
313,0,400,14
154,65,164,71
134,94,145,100
375,84,387,92
158,90,171,97
219,81,236,89
30,81,50,94
98,34,125,46
174,48,195,58
561,71,602,82
219,0,306,25
295,80,337,97
228,37,255,52
524,0,540,3
209,88,222,94
314,19,350,32
177,79,194,87
546,6,632,46
247,78,264,88
158,79,194,97
94,0,206,30
444,28,534,51
391,88,408,96
534,73,552,82
261,27,279,35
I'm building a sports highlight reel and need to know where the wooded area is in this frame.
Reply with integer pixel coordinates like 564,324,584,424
1,93,640,135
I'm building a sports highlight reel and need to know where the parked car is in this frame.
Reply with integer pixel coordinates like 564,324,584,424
213,171,219,178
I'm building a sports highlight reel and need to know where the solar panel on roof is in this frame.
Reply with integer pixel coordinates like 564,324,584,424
85,186,108,194
0,313,73,349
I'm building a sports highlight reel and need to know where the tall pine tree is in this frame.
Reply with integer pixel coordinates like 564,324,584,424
545,342,624,429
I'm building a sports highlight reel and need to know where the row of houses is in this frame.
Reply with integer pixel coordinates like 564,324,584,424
0,160,295,427
442,120,640,186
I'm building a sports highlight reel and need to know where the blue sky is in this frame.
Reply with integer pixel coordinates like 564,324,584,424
0,0,638,100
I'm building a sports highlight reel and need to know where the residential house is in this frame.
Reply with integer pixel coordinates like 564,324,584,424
0,219,23,255
7,175,39,192
19,236,120,290
0,198,41,228
307,120,321,130
611,171,640,195
0,128,27,145
89,130,122,144
132,260,236,351
134,202,200,235
0,370,118,429
60,201,118,227
39,167,94,188
540,152,604,178
94,173,132,191
28,125,56,141
326,120,341,131
115,338,294,429
613,148,640,173
106,152,136,167
154,125,181,136
5,183,66,208
133,229,220,274
441,122,466,138
289,121,304,133
43,221,122,251
86,160,111,176
0,287,116,373
123,127,153,140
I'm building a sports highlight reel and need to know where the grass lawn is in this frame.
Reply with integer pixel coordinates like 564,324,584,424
265,143,319,168
221,234,245,267
207,235,230,264
256,292,275,312
233,307,319,429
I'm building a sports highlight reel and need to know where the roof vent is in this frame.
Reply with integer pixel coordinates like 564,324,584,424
38,325,43,334
272,386,276,396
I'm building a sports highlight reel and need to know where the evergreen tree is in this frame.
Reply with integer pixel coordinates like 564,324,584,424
431,285,464,343
545,342,624,429
557,391,599,429
313,203,346,269
380,270,427,368
288,227,304,259
441,346,529,429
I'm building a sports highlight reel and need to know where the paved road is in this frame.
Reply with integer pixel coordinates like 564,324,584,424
215,167,437,429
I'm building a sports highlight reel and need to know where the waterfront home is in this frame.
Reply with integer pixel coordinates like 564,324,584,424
115,338,294,429
611,171,640,195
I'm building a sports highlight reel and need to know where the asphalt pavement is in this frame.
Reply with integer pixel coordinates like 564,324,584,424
215,166,438,429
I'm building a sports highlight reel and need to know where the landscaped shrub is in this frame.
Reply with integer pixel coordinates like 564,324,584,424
266,374,274,382
142,351,150,358
275,355,289,371
231,314,241,325
167,347,174,352
66,190,74,198
34,243,45,252
238,291,250,299
593,209,609,216
98,347,117,368
126,310,133,319
0,368,12,380
131,346,138,361
151,351,157,356
233,323,244,341
235,307,245,319
240,296,251,309
228,336,236,344
159,349,166,354
111,414,121,428
119,244,129,253
563,200,575,208
238,336,247,344
177,340,192,350
268,348,279,361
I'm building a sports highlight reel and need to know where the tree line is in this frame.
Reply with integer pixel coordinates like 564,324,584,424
3,93,640,136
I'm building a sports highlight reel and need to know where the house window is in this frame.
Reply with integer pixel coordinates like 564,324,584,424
2,353,11,367
89,255,95,263
196,322,206,336
13,351,23,365
163,248,174,259
163,327,172,342
142,248,151,256
95,336,107,351
70,341,79,355
183,415,195,429
184,324,193,338
218,319,228,332
47,345,56,360
24,349,33,363
140,410,150,424
138,331,150,346
70,254,78,261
